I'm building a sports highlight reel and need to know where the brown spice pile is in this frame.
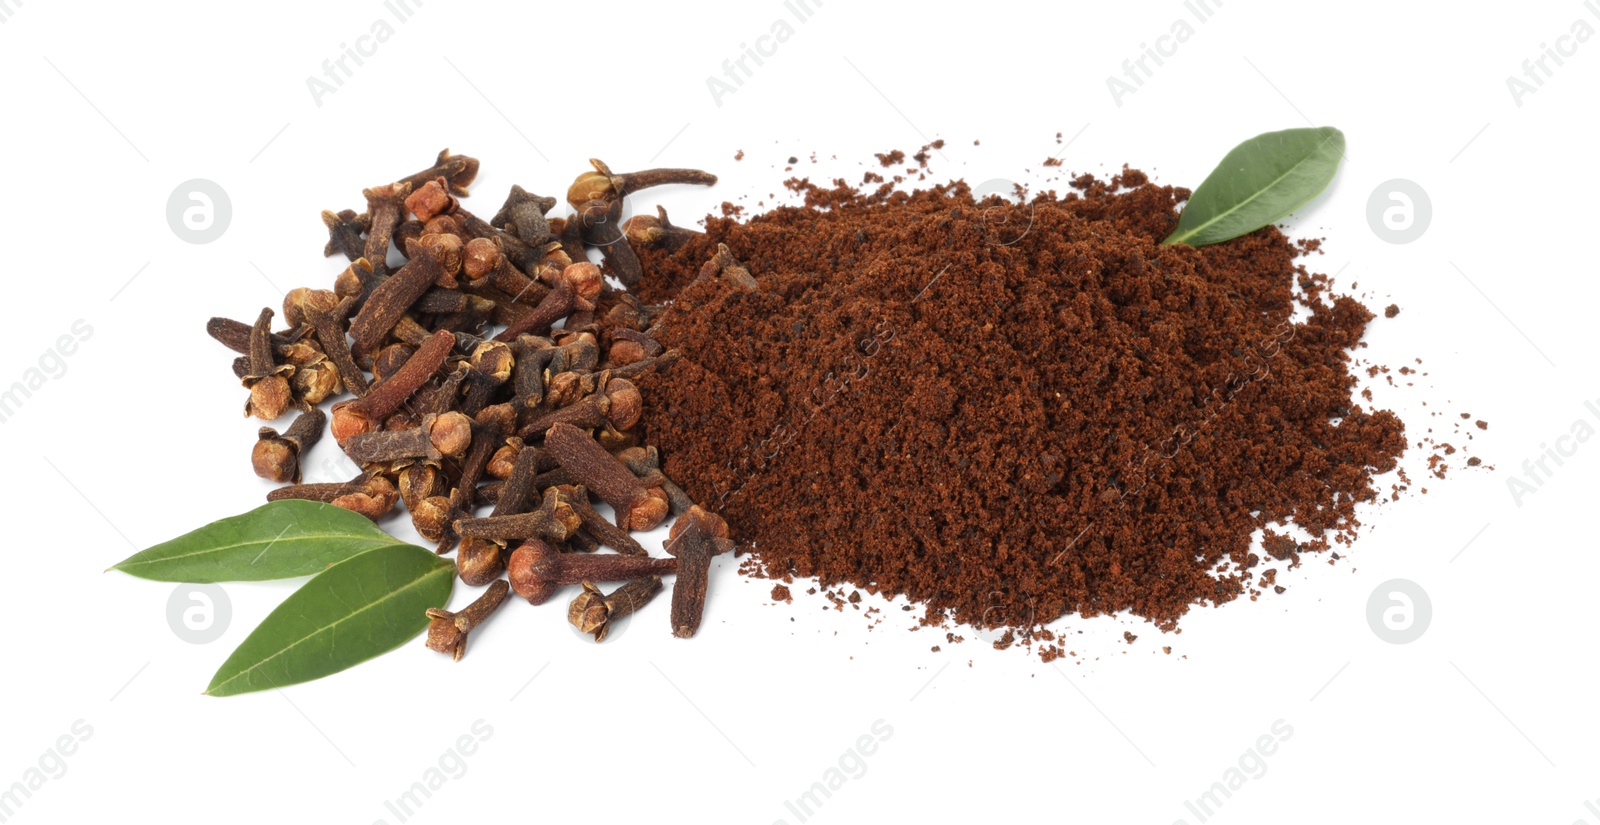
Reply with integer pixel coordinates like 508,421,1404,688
622,167,1407,638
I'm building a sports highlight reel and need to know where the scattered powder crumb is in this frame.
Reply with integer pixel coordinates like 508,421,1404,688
771,584,791,603
1385,304,1400,318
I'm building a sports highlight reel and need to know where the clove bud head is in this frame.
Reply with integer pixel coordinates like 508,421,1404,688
411,495,452,542
486,439,525,480
628,488,671,533
566,169,616,211
507,539,558,605
423,214,462,237
283,287,340,328
406,178,456,222
462,237,501,281
330,475,399,520
561,262,605,312
245,374,294,421
568,581,610,636
397,464,445,509
428,411,475,458
602,378,643,431
457,537,506,586
416,233,464,285
292,360,342,405
251,432,299,484
622,214,664,246
470,341,515,384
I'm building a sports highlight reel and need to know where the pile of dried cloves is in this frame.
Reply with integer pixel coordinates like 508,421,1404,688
206,150,735,657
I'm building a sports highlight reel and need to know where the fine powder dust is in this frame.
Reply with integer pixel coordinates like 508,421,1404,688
620,167,1407,642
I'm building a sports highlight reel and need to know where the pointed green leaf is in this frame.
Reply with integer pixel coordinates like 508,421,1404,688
205,544,453,697
1163,126,1345,247
110,500,398,583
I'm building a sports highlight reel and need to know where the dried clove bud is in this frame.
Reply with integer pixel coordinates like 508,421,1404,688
241,308,295,420
491,262,604,342
568,577,662,642
267,474,399,520
252,406,326,483
565,158,717,208
347,242,449,353
306,309,369,397
697,242,758,290
322,209,370,261
400,149,481,198
666,506,735,638
206,316,305,356
424,579,509,661
490,185,557,246
518,376,642,437
415,232,464,287
435,419,506,555
343,411,474,464
507,538,678,605
405,177,458,223
558,485,646,556
543,422,668,531
331,329,454,444
622,205,700,252
362,181,413,278
454,487,580,545
283,288,341,328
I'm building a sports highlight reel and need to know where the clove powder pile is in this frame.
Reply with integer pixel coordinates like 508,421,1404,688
622,168,1406,638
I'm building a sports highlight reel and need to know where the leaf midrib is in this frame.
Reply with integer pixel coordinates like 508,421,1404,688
1167,143,1330,245
207,564,448,694
116,531,390,569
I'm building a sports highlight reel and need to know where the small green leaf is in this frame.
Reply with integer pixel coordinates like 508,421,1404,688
1162,126,1345,247
110,500,398,583
205,544,453,697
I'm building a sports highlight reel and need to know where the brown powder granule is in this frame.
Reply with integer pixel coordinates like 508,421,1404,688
1476,420,1488,430
1385,304,1400,318
771,584,791,602
627,169,1406,634
874,150,905,167
1467,457,1482,466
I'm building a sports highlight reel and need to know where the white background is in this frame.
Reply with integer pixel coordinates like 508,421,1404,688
2,1,1597,822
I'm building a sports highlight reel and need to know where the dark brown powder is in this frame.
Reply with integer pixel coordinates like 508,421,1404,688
623,168,1406,637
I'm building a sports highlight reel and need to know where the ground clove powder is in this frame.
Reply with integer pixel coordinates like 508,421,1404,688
623,167,1407,641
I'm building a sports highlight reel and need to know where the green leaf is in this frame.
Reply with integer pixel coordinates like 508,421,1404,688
110,500,398,583
1162,126,1345,247
205,544,453,697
